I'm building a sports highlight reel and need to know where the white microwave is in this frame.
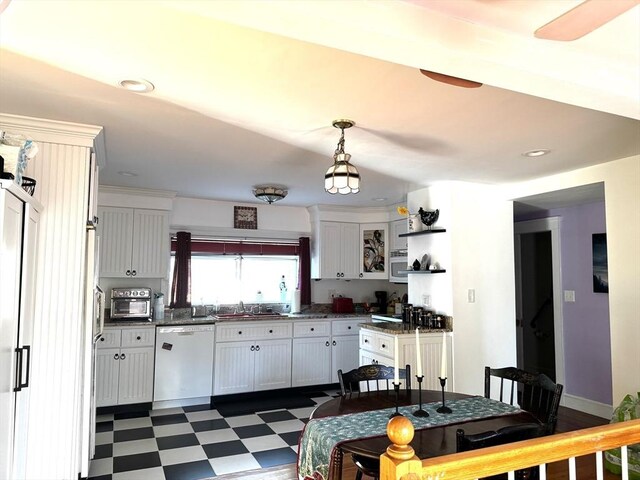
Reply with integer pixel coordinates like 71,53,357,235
389,252,408,283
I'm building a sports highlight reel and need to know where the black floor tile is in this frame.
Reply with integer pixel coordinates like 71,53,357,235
163,460,215,480
191,418,229,432
183,404,212,413
96,421,114,433
113,426,154,443
88,475,112,480
150,413,189,426
278,431,302,446
258,410,296,423
156,432,199,450
94,443,113,459
253,446,298,468
202,439,249,459
113,451,161,473
233,423,275,439
113,410,150,420
304,391,330,398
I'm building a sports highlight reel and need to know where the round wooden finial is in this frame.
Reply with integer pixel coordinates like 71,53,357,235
386,415,416,460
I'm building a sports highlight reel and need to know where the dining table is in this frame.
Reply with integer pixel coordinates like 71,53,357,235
297,389,541,480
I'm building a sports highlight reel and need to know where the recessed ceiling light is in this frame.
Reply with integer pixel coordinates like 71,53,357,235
372,197,387,202
117,171,138,177
118,79,155,93
522,149,551,157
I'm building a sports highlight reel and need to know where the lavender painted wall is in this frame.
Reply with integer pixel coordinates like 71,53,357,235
519,202,612,405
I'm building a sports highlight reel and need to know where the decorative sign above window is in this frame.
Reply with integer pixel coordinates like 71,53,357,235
234,206,258,230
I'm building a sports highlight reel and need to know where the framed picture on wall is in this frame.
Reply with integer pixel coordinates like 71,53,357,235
592,233,608,293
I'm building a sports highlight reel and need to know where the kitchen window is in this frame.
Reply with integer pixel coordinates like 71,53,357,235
169,237,302,305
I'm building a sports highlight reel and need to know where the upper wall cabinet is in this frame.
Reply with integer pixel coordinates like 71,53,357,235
311,221,360,279
390,218,408,252
360,223,389,280
97,207,169,278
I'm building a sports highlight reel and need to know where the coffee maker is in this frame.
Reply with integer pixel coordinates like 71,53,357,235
374,291,387,313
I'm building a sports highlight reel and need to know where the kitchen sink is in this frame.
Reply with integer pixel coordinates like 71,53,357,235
214,312,284,319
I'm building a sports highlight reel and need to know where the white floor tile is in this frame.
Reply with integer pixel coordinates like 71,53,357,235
241,434,288,452
268,418,305,434
311,396,333,405
88,457,112,477
96,413,114,422
149,407,184,417
112,466,166,480
288,406,316,419
95,431,114,445
114,416,153,431
159,445,207,466
152,422,194,437
291,445,298,454
112,438,159,457
225,414,263,427
185,409,222,422
195,428,239,445
209,453,261,475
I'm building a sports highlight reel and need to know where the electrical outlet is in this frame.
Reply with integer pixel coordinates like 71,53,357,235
468,289,476,303
422,295,431,307
564,290,575,302
328,289,336,301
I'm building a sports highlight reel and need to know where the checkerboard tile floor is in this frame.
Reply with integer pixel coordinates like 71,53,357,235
89,390,339,480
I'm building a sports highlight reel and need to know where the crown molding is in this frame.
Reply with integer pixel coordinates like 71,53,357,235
99,185,177,198
0,113,104,149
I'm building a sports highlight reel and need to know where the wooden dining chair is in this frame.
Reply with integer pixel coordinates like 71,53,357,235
337,364,411,480
484,366,563,434
337,363,411,396
456,422,545,479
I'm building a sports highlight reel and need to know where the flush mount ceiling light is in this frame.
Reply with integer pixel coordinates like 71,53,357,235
118,78,155,93
117,170,138,177
253,185,288,204
522,149,551,158
325,119,360,195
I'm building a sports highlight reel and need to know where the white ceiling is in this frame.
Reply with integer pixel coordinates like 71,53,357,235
1,0,638,208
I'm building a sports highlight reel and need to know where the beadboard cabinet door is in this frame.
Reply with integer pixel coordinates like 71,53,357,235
313,221,360,279
117,347,155,405
292,337,332,387
97,206,169,278
95,348,121,408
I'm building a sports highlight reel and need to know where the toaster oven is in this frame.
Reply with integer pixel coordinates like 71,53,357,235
110,287,152,320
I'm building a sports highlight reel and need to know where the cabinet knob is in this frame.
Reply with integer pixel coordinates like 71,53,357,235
310,327,314,331
269,329,273,334
325,341,330,347
340,273,345,278
347,326,351,330
336,272,340,278
250,345,255,351
381,344,386,348
359,273,363,278
332,340,336,346
126,270,131,276
255,345,260,351
120,353,126,360
364,339,369,343
136,336,141,340
100,337,105,342
113,353,119,360
131,270,137,276
238,331,242,335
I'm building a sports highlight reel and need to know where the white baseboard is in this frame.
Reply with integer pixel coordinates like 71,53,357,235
563,393,612,419
152,396,210,410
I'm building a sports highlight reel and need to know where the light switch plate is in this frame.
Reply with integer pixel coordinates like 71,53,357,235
468,289,476,303
422,295,431,307
564,290,576,302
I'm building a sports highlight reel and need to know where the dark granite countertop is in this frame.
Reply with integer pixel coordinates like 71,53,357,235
361,321,452,335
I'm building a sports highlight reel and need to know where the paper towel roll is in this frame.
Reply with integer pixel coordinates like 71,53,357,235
292,289,301,313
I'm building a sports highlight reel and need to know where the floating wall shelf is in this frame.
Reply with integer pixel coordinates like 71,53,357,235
399,228,446,237
399,269,446,275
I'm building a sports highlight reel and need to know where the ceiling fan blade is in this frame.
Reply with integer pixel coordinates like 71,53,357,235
419,70,482,88
535,0,640,41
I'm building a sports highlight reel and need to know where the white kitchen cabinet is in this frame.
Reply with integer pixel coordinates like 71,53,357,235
96,327,155,406
330,319,364,382
390,219,408,252
214,321,293,395
97,206,169,278
292,321,332,387
311,221,360,279
359,328,453,391
360,223,389,280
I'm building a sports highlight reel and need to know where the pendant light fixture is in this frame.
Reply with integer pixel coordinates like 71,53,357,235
325,119,360,195
253,185,288,204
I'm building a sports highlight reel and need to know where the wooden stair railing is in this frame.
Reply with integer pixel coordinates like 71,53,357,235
380,416,640,480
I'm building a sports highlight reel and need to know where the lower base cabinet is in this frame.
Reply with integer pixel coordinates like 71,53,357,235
96,327,155,407
331,334,360,383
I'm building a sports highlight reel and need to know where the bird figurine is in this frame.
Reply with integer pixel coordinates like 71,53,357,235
418,208,439,228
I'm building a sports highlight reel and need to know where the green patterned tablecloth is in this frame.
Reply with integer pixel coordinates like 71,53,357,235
297,396,521,480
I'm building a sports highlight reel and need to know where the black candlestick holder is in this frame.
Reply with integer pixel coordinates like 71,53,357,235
412,375,429,418
436,376,452,414
389,382,403,418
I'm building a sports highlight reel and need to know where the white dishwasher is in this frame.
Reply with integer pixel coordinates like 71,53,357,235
154,325,215,401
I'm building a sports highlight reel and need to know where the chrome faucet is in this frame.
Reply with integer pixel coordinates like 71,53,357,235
236,301,245,313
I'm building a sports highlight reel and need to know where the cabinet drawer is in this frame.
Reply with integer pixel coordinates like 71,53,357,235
375,333,395,356
332,319,363,336
216,321,292,342
293,321,330,338
97,328,121,349
121,327,155,347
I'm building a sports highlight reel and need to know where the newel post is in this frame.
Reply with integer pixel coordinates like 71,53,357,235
379,415,422,480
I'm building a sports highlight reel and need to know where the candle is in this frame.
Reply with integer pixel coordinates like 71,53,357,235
440,332,447,378
394,336,399,384
415,328,423,377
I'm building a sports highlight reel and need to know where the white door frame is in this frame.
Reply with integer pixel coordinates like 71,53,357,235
514,217,565,400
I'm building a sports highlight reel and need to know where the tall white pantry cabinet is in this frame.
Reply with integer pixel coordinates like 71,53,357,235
0,114,104,480
0,181,42,480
